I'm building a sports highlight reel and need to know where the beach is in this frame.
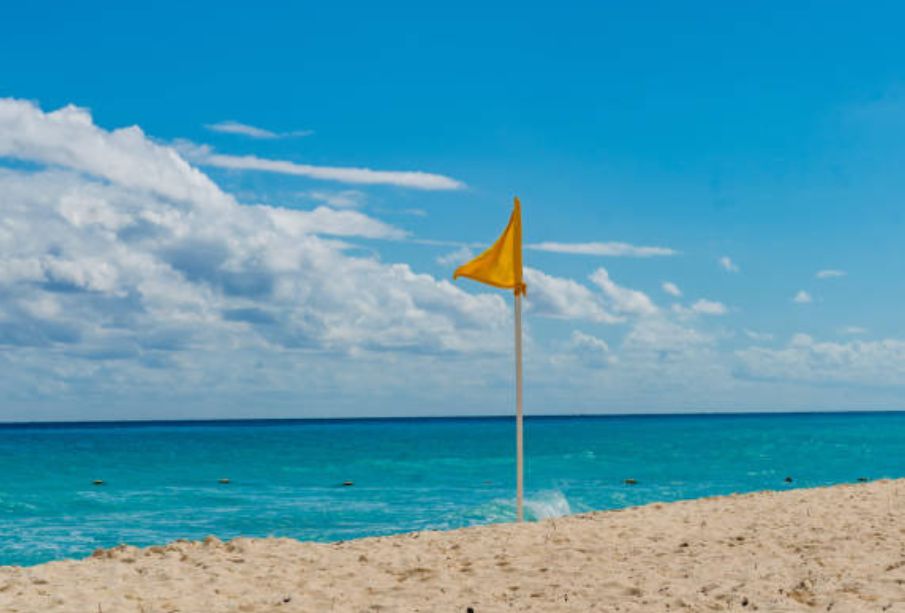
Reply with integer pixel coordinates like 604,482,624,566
2,479,904,612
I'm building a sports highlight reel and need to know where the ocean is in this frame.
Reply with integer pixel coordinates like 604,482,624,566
1,412,904,567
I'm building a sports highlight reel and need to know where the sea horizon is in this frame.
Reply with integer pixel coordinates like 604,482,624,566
3,407,905,428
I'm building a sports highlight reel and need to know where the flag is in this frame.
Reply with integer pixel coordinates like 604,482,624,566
453,197,527,522
453,197,526,295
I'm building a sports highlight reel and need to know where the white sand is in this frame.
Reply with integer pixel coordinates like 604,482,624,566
2,479,905,612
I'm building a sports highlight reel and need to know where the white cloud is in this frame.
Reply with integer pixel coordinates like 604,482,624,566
840,326,867,335
527,241,677,257
816,269,846,279
0,97,509,387
205,120,313,139
718,256,739,273
568,331,615,368
0,167,504,356
303,190,366,209
690,299,727,316
792,290,813,304
265,205,405,239
589,268,658,316
737,334,905,386
523,268,621,324
181,144,464,191
486,267,659,325
672,298,728,318
623,317,710,355
0,99,229,207
436,246,474,267
661,281,682,297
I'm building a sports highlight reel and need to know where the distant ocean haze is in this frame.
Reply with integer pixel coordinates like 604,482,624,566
1,412,904,566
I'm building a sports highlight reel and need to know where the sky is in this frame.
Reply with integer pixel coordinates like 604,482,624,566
2,2,905,421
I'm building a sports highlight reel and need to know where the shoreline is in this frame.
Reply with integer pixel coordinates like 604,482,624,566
3,480,905,611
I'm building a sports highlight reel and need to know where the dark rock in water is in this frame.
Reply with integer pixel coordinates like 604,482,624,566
857,476,868,482
624,478,638,485
92,479,105,486
342,481,354,487
218,478,230,484
784,476,793,483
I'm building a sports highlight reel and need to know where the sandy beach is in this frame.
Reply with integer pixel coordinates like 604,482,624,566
2,479,904,612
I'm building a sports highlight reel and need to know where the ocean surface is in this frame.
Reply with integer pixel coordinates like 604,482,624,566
2,412,904,567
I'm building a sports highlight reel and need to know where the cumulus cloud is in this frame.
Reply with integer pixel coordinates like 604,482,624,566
689,299,728,316
527,241,677,257
840,326,867,335
0,98,229,207
736,334,905,386
0,168,507,355
792,290,813,304
0,98,508,381
523,268,621,324
662,282,682,297
623,317,710,355
520,267,662,324
265,205,404,239
181,143,464,190
589,268,657,316
719,256,739,273
568,331,615,368
673,299,728,317
205,120,313,139
816,269,846,279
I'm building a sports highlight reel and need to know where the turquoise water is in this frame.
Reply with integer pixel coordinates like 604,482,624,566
2,412,904,567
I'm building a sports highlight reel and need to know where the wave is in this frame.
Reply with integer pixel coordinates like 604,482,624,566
524,490,572,520
466,489,572,524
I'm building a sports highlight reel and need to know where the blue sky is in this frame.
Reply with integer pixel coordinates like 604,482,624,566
2,2,905,420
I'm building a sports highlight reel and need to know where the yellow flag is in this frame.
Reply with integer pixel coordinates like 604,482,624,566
454,197,526,295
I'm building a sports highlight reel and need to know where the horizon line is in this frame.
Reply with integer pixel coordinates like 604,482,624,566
1,408,904,428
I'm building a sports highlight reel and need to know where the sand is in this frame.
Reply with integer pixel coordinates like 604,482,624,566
2,480,904,612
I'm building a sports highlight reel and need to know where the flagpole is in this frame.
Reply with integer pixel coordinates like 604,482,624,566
451,196,524,522
514,291,524,522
